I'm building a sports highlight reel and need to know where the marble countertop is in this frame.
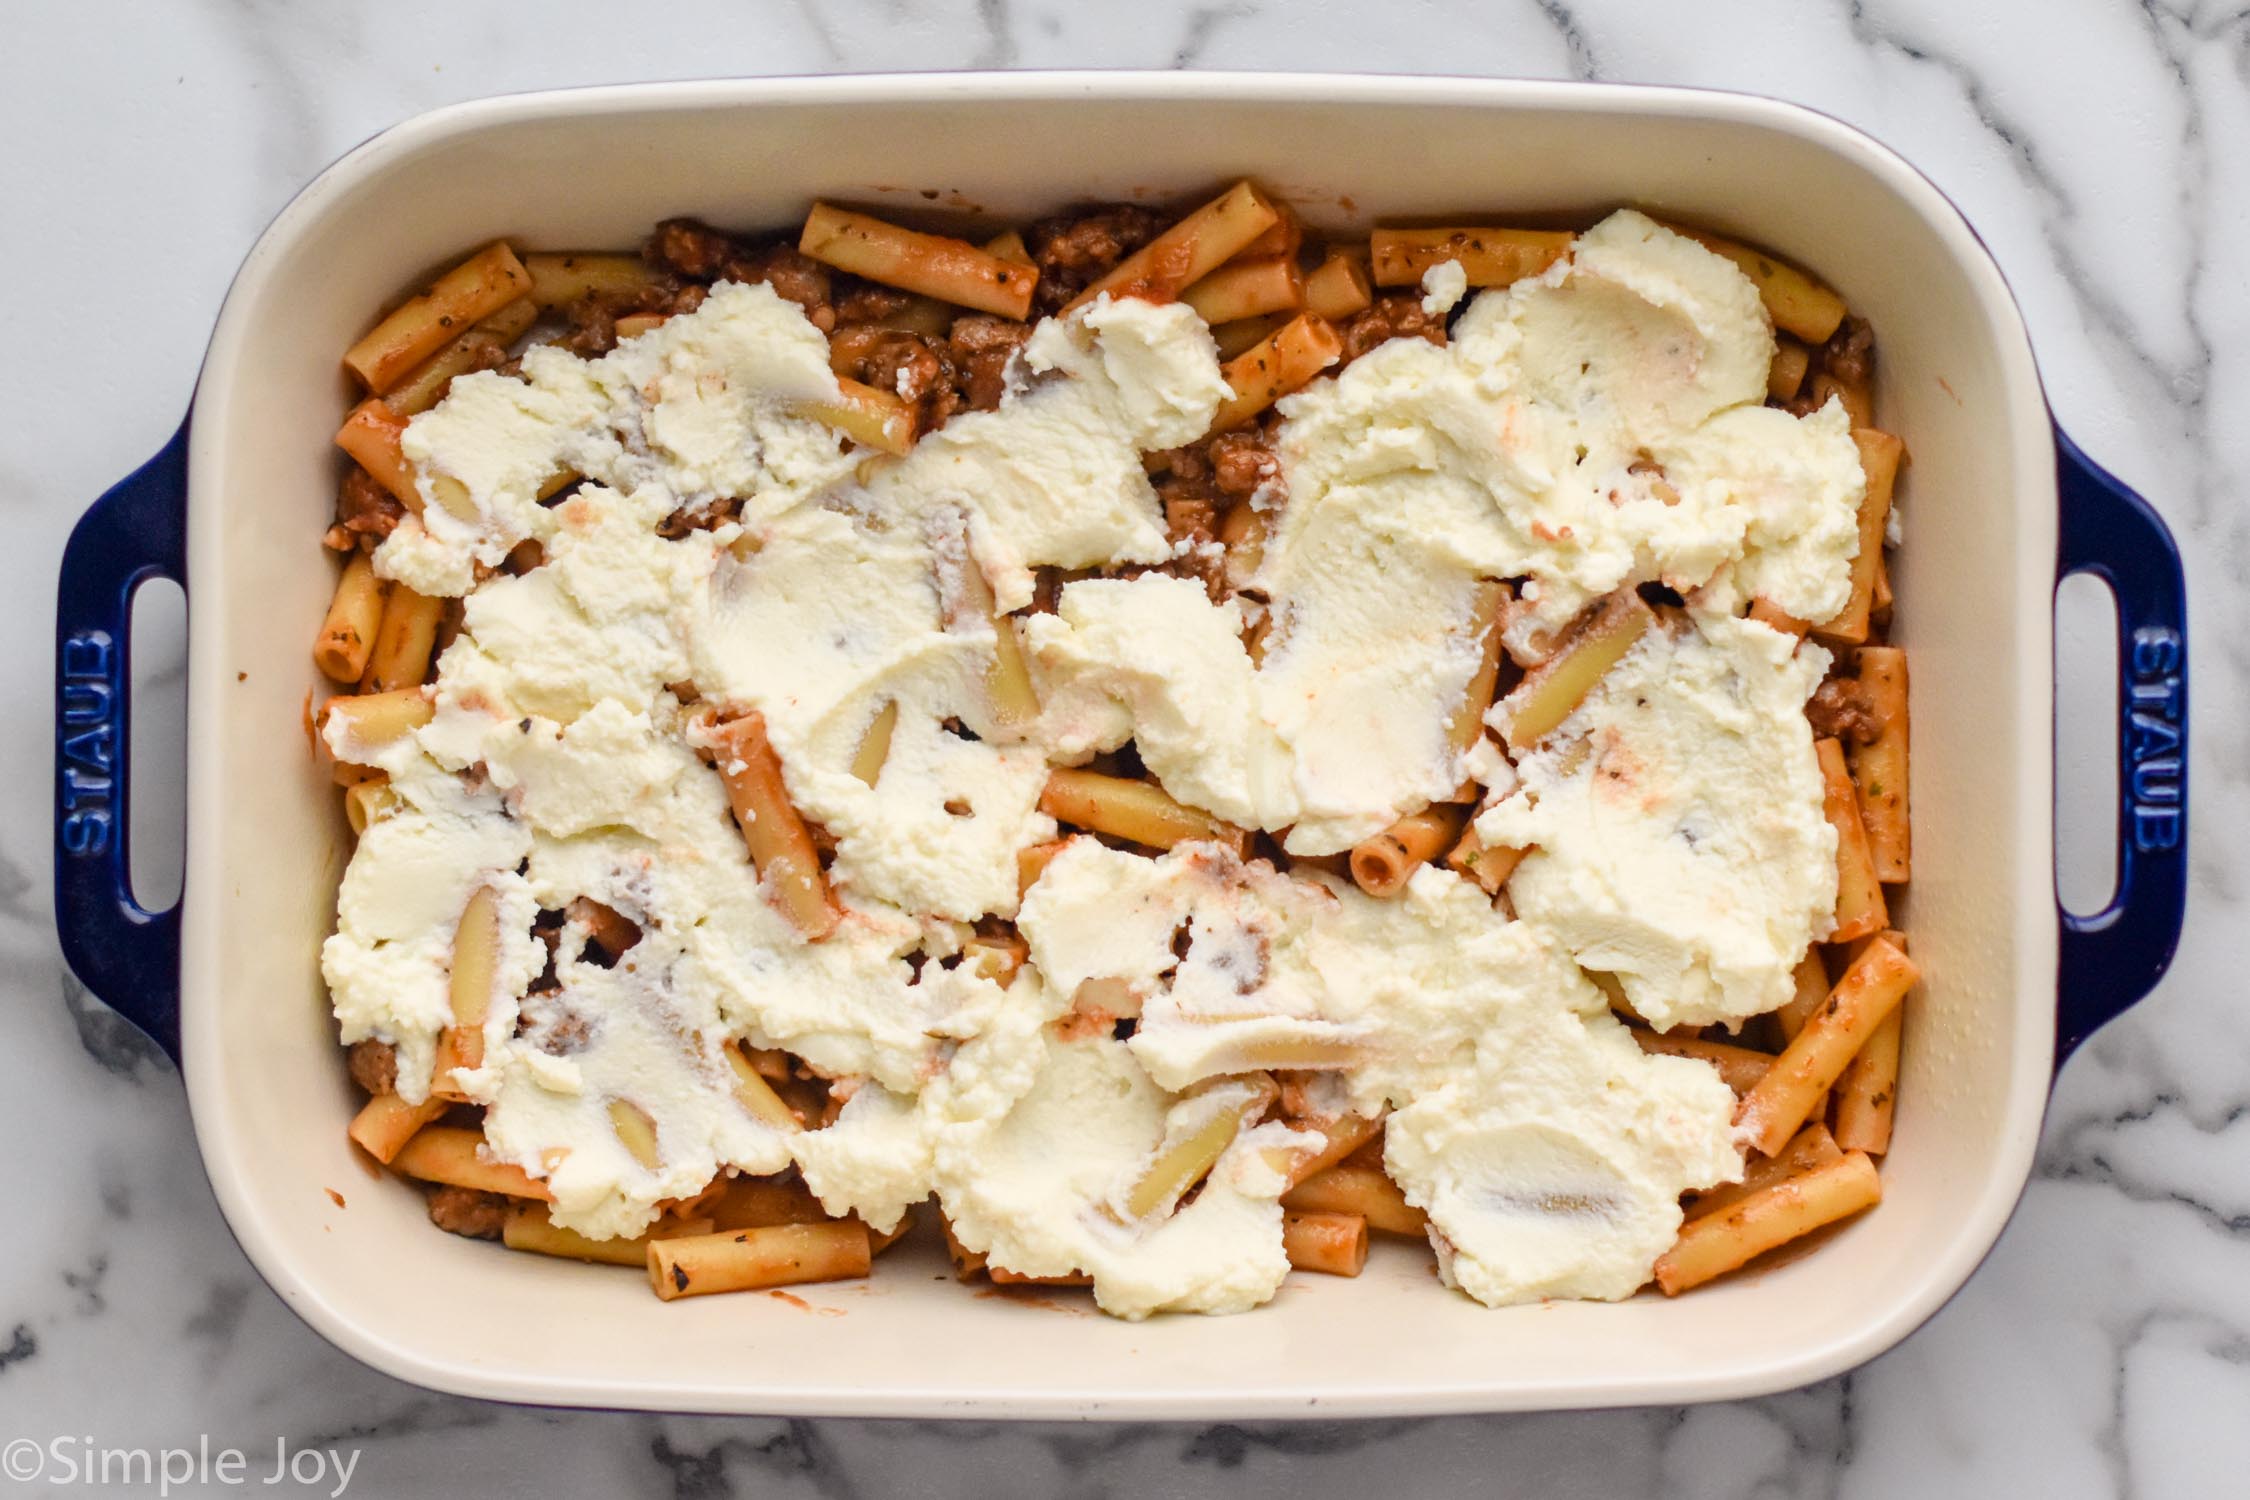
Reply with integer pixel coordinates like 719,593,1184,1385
7,1,2246,1494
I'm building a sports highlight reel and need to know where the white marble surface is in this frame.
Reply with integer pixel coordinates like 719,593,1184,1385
6,1,2247,1494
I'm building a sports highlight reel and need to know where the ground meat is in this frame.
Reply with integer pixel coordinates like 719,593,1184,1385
653,218,1039,425
555,302,622,359
1207,428,1281,500
425,1186,508,1241
1339,292,1448,364
1163,495,1220,548
1173,535,1229,599
654,497,743,539
946,315,1031,411
1152,423,1282,507
347,1039,397,1096
832,281,916,328
1142,424,1284,601
1029,567,1094,614
826,315,1035,433
554,276,680,359
1823,316,1875,389
1115,547,1228,603
646,218,836,331
1147,462,1227,598
334,467,405,550
1807,675,1883,744
1783,315,1877,420
646,218,743,281
1024,204,1167,317
430,596,467,661
830,326,962,430
743,245,835,330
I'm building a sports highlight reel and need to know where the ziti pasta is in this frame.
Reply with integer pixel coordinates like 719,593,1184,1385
315,186,1912,1318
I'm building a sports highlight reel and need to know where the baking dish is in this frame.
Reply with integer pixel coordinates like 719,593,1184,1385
51,73,2189,1418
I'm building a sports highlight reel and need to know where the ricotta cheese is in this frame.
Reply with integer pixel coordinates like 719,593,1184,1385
785,960,1308,1320
1015,841,1742,1303
324,216,1849,1300
320,763,542,1106
860,295,1230,612
1019,838,1362,1092
1296,866,1742,1304
330,668,985,1235
789,963,1063,1234
1273,210,1865,643
689,503,1054,922
1026,575,1291,831
684,294,1223,916
383,280,855,597
479,928,795,1243
1028,564,1489,854
931,1034,1299,1320
1024,212,1861,852
1384,1004,1746,1305
1419,258,1469,316
1476,612,1838,1029
329,292,1234,1236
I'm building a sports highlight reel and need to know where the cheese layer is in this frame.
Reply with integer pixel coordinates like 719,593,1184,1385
326,212,1860,1301
1477,612,1839,1029
1027,210,1864,852
1010,842,1743,1304
334,291,1226,1239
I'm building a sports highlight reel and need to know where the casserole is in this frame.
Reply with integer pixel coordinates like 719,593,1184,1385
51,72,2189,1417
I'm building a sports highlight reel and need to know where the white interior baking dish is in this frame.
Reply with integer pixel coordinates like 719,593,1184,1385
52,73,2191,1418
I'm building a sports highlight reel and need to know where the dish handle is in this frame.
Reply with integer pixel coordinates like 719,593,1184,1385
53,419,189,1064
2052,426,2189,1064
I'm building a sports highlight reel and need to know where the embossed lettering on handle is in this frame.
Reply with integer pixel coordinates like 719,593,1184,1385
58,632,121,858
2124,626,2183,854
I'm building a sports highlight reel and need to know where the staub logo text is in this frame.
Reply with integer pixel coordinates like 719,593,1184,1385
2126,625,2184,853
57,632,118,856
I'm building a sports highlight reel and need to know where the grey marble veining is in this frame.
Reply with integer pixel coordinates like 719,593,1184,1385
6,0,2248,1494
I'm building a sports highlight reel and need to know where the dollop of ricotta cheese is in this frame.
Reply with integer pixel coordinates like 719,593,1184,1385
1476,611,1838,1029
932,1035,1302,1320
861,295,1230,612
384,280,855,597
1015,840,1742,1303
